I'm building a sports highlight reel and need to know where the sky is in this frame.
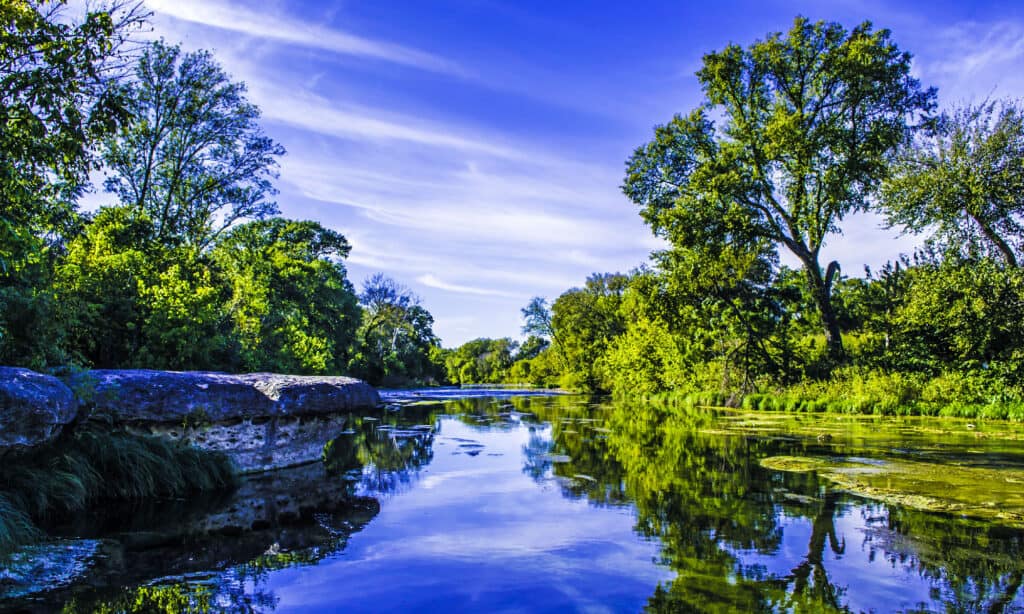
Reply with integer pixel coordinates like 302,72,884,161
130,0,1024,346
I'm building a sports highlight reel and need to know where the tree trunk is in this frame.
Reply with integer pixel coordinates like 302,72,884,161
968,210,1019,268
804,259,845,363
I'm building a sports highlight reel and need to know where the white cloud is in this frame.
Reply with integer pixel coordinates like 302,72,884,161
146,0,467,77
914,19,1024,102
255,88,525,159
416,275,524,298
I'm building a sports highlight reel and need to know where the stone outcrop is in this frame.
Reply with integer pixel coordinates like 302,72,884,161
0,367,78,453
68,370,381,473
69,370,379,423
0,368,380,472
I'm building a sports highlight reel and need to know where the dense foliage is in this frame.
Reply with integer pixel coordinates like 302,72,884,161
492,18,1024,418
0,4,440,385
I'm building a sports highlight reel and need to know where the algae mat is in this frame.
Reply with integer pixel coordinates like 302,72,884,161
762,454,1024,526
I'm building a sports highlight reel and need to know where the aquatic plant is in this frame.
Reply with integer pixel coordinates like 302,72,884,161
0,427,237,551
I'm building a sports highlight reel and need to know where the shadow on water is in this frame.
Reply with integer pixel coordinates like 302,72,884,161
4,391,1024,612
0,403,442,613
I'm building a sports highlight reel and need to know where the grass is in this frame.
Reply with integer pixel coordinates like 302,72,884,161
0,426,237,551
635,367,1024,421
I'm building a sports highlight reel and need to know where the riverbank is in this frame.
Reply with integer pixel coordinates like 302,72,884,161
0,367,381,551
627,366,1024,421
0,426,236,550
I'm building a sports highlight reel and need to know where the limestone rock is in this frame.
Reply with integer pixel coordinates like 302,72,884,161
71,370,379,424
69,370,381,473
0,367,79,452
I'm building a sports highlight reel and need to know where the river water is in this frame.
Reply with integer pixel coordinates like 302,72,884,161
4,390,1024,612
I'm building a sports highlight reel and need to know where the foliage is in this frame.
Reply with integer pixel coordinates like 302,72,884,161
442,337,517,384
0,0,144,366
55,207,230,369
213,219,360,374
102,40,284,250
547,273,629,391
889,257,1024,373
0,6,383,376
602,317,687,396
623,16,936,361
883,99,1024,267
350,274,442,385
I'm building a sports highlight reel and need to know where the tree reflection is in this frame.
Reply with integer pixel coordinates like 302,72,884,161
521,397,1024,613
323,409,436,495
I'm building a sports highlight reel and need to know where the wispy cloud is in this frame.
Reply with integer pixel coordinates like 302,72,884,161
146,0,468,77
255,88,525,159
914,19,1024,101
416,275,523,298
929,21,1024,78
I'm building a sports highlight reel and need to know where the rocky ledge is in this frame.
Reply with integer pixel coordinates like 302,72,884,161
0,368,381,473
0,367,78,450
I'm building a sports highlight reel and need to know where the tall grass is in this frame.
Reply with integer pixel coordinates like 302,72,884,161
641,367,1024,421
0,427,237,551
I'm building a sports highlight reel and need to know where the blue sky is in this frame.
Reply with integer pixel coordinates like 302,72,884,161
138,0,1024,346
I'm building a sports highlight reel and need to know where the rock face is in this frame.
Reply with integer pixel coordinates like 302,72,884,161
70,370,381,473
0,367,79,453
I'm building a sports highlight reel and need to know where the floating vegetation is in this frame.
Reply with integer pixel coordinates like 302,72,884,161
762,454,1024,527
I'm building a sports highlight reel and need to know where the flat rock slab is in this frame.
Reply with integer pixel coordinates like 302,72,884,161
0,367,78,452
69,370,381,473
72,370,380,423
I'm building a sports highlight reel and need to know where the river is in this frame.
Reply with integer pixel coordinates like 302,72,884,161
4,390,1024,612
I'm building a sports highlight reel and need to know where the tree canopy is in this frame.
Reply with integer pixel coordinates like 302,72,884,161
883,100,1024,267
623,16,936,361
102,40,284,250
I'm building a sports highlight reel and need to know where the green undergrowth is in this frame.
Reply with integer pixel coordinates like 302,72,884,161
629,368,1024,421
0,426,237,551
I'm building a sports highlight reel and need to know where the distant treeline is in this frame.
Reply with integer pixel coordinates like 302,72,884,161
1,3,443,386
444,18,1024,418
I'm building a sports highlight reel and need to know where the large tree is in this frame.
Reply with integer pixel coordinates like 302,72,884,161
103,40,284,250
623,17,935,361
1,0,144,365
883,100,1024,267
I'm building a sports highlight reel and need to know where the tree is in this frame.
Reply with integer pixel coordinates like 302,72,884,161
516,335,549,362
623,16,935,362
0,0,144,366
883,100,1024,267
102,40,284,250
550,273,629,391
57,206,231,370
213,219,361,374
443,338,517,384
352,274,441,385
521,297,555,340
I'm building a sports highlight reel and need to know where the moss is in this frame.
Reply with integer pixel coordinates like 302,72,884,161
0,427,237,551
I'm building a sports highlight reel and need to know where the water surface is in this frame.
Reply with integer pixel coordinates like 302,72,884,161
5,391,1024,612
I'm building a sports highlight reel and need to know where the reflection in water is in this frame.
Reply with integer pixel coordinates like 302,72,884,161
3,392,1024,612
526,399,1024,612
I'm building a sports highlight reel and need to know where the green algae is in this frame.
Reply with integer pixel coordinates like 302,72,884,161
761,454,1024,527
